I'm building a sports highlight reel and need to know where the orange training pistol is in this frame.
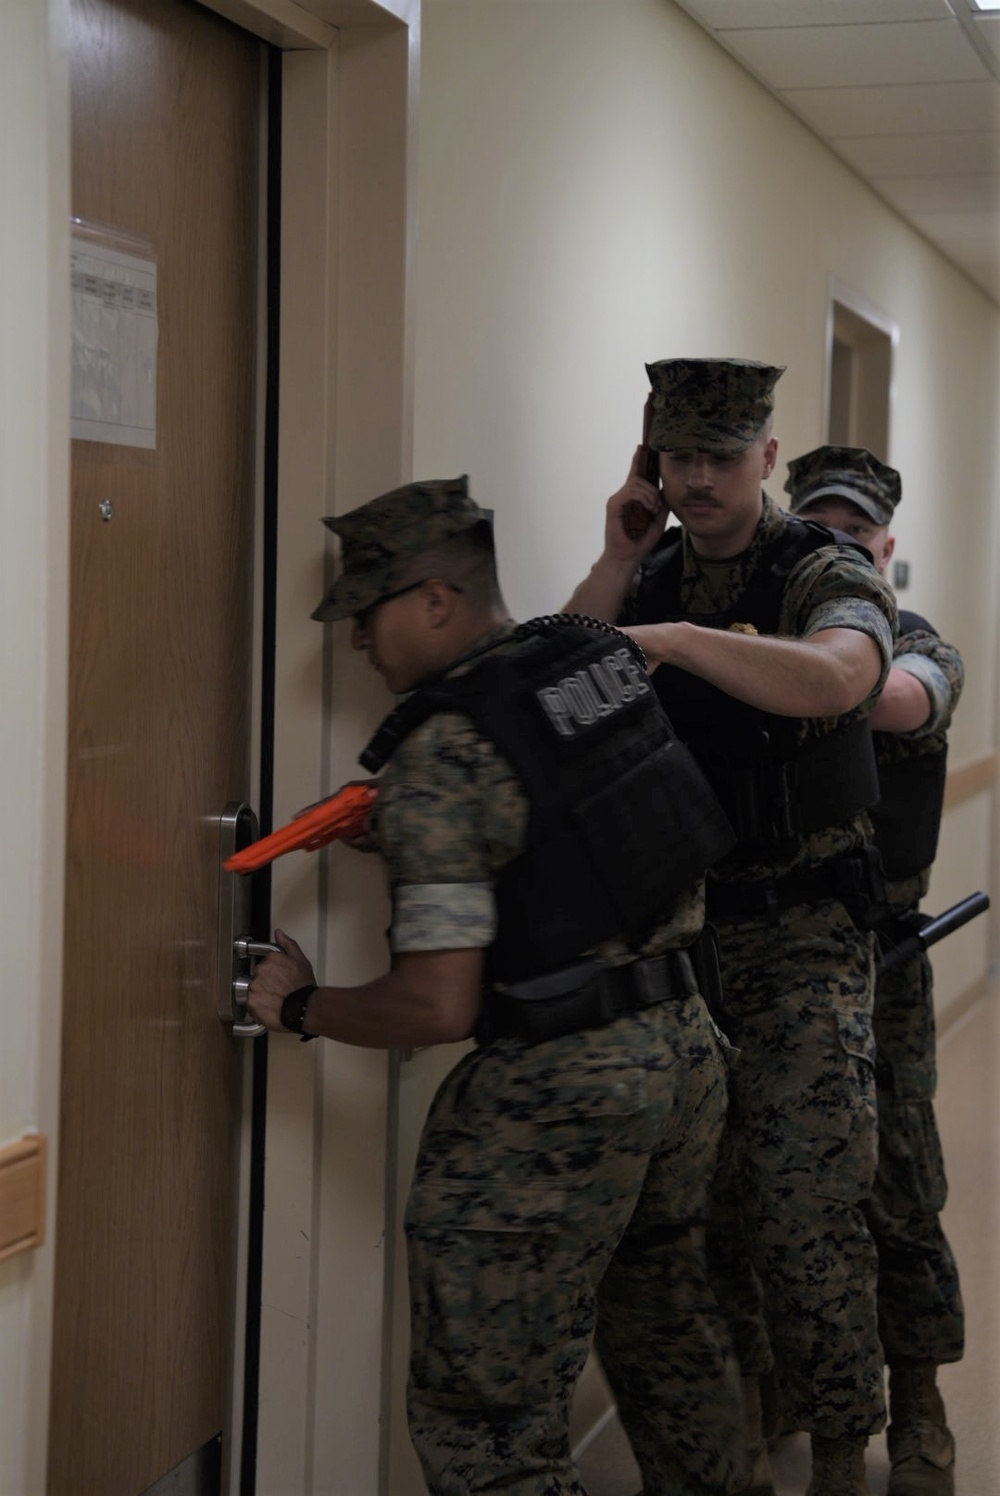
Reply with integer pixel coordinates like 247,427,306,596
223,782,378,873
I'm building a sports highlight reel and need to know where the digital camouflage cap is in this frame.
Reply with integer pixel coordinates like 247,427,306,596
785,445,901,526
311,475,493,622
645,358,785,455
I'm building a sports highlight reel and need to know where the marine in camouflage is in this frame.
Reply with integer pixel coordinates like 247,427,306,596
866,624,966,1368
620,480,897,1440
645,358,784,456
311,474,492,621
785,445,901,527
372,623,744,1493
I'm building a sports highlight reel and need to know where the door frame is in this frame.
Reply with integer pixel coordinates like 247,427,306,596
22,1,419,1493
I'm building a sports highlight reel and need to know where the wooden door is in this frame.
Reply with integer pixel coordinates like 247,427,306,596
51,2,261,1492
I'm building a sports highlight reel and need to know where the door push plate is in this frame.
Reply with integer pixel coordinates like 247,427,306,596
218,803,272,1038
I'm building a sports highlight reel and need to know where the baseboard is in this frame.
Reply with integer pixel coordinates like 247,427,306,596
0,1133,47,1263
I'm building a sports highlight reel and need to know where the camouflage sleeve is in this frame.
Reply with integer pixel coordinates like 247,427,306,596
373,712,529,954
893,630,964,739
783,544,897,703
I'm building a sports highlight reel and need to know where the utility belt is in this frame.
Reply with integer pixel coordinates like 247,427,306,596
477,935,715,1047
705,844,889,931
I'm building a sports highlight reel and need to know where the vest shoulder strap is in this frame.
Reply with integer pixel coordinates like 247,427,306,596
898,608,938,638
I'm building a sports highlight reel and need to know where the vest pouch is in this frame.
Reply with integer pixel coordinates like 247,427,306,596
870,748,948,882
573,739,736,936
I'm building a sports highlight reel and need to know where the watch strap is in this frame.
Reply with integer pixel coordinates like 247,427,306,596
280,984,318,1042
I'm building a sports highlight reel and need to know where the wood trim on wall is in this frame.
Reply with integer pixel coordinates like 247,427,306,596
0,1135,47,1263
944,750,997,811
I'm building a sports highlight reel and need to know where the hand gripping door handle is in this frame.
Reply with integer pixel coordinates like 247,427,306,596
218,803,270,1038
231,939,281,1037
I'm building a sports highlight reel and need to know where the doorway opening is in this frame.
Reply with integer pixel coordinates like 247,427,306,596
825,280,897,461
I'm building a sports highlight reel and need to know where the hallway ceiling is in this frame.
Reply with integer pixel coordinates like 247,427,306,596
674,0,1000,305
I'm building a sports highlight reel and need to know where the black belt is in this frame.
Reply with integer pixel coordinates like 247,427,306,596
705,846,888,928
478,948,700,1046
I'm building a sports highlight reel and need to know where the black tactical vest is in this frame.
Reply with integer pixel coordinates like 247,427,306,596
360,616,735,982
870,610,949,882
633,517,881,853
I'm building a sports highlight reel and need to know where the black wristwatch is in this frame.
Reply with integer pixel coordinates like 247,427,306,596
280,984,318,1042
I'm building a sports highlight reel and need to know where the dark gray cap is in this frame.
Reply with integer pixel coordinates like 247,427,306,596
312,475,492,622
645,358,784,455
785,445,901,526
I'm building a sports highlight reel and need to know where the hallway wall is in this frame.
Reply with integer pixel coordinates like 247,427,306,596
411,0,1000,1016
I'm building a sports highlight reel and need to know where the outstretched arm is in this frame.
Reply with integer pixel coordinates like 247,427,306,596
247,929,483,1048
621,622,883,719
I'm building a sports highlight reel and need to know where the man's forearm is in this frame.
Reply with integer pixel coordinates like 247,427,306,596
563,552,636,622
869,666,932,734
635,622,882,718
302,957,480,1048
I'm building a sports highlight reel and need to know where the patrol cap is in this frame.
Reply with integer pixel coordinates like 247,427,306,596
644,358,785,455
785,445,901,526
312,475,493,622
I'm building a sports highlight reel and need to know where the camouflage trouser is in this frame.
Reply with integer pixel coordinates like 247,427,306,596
708,898,885,1442
864,937,965,1366
405,996,746,1496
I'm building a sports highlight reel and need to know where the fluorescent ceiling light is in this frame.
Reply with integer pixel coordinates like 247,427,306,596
970,0,1000,11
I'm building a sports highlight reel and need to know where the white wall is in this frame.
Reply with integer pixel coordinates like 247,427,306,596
0,1,70,1492
412,0,1000,1014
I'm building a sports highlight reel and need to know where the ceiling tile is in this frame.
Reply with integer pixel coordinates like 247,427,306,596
874,174,1000,213
832,131,1000,177
972,16,1000,64
726,20,988,89
679,0,951,27
780,79,1000,136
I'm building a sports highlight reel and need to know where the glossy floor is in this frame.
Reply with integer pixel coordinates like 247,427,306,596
577,988,1000,1496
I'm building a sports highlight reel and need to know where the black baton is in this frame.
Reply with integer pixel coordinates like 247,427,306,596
879,891,990,974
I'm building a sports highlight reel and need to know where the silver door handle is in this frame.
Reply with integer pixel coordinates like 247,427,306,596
231,939,280,1036
234,939,282,961
218,803,269,1039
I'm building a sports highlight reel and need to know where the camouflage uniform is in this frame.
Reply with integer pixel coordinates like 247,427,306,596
867,626,965,1367
625,495,895,1441
316,481,745,1495
785,447,966,1370
624,376,898,1447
